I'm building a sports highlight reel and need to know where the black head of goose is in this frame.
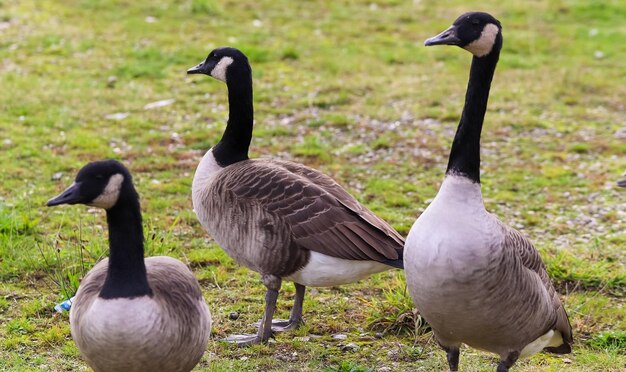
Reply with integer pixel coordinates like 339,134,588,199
404,12,572,372
47,160,211,372
187,47,405,345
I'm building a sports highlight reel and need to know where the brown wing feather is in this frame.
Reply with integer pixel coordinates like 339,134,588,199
145,256,206,308
502,223,573,350
274,160,405,246
224,159,404,262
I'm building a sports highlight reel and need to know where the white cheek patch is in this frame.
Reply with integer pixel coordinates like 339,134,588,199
89,173,124,209
210,56,234,82
464,23,499,57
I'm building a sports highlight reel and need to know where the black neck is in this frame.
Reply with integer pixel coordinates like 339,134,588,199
212,65,253,167
99,188,152,299
445,36,501,183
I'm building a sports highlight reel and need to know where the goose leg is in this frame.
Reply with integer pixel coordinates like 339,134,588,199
253,283,305,332
496,351,519,372
444,346,460,371
223,275,281,346
271,283,305,331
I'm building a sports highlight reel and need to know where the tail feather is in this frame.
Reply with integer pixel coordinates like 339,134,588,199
544,343,571,354
383,250,404,269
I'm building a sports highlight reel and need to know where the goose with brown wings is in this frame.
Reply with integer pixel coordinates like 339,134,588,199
404,12,572,372
187,47,404,345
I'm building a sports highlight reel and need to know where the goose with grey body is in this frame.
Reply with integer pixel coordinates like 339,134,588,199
404,13,572,371
47,160,211,372
187,47,404,345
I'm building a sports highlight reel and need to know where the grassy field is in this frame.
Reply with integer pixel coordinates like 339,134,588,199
1,0,625,370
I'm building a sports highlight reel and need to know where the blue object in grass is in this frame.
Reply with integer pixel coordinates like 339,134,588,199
54,296,75,313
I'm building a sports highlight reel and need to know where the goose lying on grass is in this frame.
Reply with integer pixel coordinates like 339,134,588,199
48,160,211,372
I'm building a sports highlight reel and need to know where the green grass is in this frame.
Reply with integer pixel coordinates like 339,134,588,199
1,0,625,370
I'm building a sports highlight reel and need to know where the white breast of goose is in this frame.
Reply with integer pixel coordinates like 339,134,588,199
406,175,501,273
192,148,223,203
72,296,167,371
405,175,509,316
192,148,230,243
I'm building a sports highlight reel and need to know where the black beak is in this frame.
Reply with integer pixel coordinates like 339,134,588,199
47,182,83,206
188,57,218,76
425,25,461,46
187,61,207,75
618,180,626,188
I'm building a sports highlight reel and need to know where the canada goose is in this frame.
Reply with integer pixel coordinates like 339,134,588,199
187,47,404,345
404,13,572,371
47,160,211,372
